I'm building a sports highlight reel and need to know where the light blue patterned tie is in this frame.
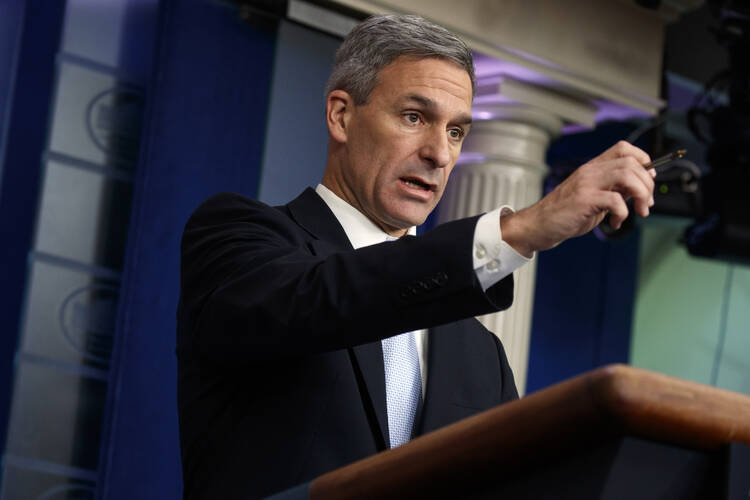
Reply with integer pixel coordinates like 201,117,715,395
382,331,422,448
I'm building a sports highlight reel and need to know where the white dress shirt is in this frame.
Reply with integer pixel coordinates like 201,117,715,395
315,184,530,396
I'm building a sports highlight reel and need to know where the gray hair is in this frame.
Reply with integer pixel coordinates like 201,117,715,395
325,14,475,104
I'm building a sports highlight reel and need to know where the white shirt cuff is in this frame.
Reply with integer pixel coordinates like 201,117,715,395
472,207,532,291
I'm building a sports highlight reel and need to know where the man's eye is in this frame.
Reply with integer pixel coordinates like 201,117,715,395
448,128,464,140
404,113,420,124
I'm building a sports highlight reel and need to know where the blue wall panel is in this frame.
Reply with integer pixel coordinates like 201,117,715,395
97,1,277,498
526,230,640,392
0,2,27,465
0,1,25,166
258,20,340,206
0,0,67,465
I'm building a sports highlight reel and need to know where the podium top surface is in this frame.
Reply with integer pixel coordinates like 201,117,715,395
310,364,750,499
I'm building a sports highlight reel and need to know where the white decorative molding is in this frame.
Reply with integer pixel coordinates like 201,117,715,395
476,77,598,128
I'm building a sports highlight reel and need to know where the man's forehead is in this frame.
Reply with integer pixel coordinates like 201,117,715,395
374,57,473,105
380,56,471,83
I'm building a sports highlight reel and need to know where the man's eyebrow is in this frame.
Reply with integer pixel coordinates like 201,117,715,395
403,93,434,109
402,94,473,126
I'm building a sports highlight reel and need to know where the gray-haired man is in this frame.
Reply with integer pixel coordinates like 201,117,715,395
177,14,655,500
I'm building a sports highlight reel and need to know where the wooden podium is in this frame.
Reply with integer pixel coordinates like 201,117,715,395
307,364,750,499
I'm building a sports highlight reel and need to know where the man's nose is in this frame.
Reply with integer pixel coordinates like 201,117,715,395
419,127,452,169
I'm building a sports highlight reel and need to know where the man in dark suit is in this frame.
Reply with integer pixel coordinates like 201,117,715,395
177,14,656,500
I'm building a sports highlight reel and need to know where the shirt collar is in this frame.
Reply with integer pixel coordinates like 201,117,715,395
315,184,417,249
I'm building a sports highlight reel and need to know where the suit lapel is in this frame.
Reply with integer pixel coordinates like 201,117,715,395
286,187,352,249
348,341,390,450
416,322,470,436
418,324,448,435
286,188,390,450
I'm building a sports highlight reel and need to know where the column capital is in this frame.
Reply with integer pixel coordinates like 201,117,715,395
475,76,595,129
461,101,563,171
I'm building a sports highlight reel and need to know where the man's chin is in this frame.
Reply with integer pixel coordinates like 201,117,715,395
382,208,431,231
375,195,437,230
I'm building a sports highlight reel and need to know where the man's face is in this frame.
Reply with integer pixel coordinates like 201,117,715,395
333,57,473,234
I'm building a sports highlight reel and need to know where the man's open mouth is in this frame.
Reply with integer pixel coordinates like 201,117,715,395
400,177,434,191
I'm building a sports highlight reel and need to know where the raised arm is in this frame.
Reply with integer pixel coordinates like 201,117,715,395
501,141,655,257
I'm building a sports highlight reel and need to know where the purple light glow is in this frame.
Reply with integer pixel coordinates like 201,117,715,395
474,52,559,87
472,50,658,127
593,100,652,123
474,52,564,82
457,152,488,165
561,123,593,135
473,110,494,120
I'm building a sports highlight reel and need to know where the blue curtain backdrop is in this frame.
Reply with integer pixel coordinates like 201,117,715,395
96,1,277,498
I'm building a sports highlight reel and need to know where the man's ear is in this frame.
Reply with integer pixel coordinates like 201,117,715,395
326,90,354,143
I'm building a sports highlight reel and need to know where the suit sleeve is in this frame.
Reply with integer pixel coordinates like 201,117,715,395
177,192,514,363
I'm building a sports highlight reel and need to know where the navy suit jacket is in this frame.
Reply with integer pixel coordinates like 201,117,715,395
177,188,518,499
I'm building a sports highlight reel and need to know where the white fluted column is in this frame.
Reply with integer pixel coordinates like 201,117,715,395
438,104,563,395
